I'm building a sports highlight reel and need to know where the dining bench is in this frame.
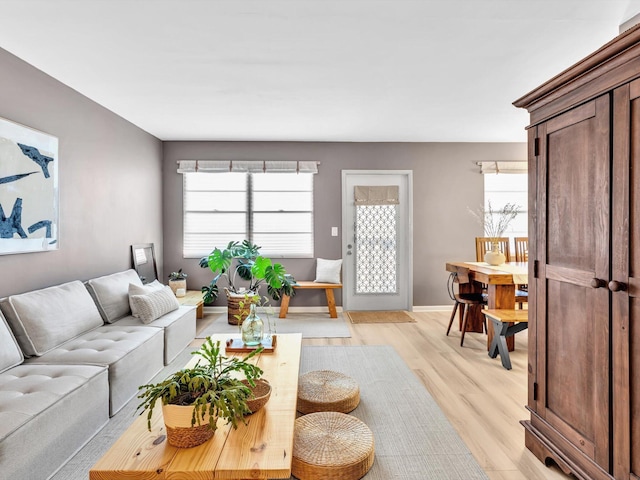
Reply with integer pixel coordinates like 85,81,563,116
279,281,342,318
482,309,528,370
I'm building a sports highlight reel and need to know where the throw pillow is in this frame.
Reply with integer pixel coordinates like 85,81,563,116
314,258,342,284
128,280,165,318
129,286,180,324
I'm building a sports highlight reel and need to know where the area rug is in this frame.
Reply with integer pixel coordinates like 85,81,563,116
347,310,416,323
53,345,488,480
196,312,351,339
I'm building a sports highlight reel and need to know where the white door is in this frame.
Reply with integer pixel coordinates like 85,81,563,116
341,170,413,311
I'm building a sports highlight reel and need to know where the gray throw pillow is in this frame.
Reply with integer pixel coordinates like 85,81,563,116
128,280,165,318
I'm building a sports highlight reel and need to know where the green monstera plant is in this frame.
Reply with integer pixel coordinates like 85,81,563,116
199,240,295,305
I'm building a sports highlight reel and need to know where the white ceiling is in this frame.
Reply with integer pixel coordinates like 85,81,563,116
0,0,638,143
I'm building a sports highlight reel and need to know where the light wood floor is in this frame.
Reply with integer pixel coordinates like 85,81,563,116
193,309,570,480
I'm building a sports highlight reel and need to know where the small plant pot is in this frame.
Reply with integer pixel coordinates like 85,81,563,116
162,404,215,448
169,279,187,296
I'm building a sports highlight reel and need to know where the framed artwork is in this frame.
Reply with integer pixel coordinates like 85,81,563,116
0,116,59,254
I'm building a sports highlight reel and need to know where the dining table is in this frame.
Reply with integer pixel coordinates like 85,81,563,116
445,261,528,351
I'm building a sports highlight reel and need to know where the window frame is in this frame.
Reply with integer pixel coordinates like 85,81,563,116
182,171,315,259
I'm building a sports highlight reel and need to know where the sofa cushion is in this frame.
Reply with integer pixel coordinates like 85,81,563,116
0,311,23,373
113,305,196,364
86,269,143,323
0,281,104,356
26,325,164,415
128,280,165,318
0,363,109,480
129,286,180,324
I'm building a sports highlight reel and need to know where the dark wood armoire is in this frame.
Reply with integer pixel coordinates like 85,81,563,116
514,25,640,480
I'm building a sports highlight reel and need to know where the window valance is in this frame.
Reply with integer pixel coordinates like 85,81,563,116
477,161,528,174
177,160,319,174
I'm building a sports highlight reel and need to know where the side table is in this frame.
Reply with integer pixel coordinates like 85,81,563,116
176,290,204,319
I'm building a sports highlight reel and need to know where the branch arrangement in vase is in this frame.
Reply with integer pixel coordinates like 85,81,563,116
468,201,521,242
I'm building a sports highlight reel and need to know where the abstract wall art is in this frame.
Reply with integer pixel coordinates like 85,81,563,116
0,117,58,254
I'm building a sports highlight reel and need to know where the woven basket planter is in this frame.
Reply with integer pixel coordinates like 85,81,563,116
241,378,272,414
162,404,215,448
226,291,260,325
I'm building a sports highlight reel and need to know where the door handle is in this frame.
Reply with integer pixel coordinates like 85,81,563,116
608,280,628,292
590,278,607,288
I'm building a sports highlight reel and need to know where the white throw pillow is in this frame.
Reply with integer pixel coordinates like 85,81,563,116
314,258,343,284
129,286,180,324
128,280,165,318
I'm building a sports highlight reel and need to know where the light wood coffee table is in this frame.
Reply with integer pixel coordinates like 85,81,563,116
90,333,302,479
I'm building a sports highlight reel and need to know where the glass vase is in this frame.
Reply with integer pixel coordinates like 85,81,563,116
241,303,264,346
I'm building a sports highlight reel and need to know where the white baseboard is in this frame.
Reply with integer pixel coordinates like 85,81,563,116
411,305,452,312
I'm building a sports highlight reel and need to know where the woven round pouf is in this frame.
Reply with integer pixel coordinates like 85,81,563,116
297,370,360,414
292,411,374,480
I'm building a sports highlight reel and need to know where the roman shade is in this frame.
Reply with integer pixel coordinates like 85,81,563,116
177,160,318,174
477,161,528,174
354,185,399,205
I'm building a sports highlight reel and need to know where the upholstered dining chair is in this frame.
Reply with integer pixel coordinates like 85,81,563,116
475,237,512,262
446,270,487,347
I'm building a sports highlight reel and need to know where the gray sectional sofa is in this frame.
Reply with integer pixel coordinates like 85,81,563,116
0,269,197,480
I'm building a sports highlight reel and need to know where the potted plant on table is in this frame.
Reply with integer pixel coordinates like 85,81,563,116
199,240,295,324
168,269,188,297
136,336,265,448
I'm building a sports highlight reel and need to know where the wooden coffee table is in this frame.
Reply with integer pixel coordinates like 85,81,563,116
90,333,302,479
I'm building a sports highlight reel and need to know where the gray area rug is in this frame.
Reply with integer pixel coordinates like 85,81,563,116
197,312,351,338
301,345,488,479
52,345,488,480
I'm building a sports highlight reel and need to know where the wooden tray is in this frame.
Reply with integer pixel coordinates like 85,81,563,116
225,335,277,353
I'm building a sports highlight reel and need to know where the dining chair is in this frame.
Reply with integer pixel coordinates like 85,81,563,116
446,270,487,347
475,237,527,309
514,237,529,262
513,237,529,308
475,237,511,262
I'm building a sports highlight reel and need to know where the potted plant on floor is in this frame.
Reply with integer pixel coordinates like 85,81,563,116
136,336,264,448
199,240,295,324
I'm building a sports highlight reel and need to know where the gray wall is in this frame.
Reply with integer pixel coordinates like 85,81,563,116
0,48,163,296
163,141,526,307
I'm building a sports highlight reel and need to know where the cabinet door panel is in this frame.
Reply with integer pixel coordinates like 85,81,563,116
612,81,640,479
537,95,611,470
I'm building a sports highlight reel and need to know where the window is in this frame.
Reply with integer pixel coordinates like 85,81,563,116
484,173,528,241
183,171,314,258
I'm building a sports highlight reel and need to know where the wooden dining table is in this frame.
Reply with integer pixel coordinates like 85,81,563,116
445,261,528,351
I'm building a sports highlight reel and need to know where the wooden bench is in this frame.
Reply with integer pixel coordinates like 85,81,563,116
482,309,528,370
176,290,205,319
279,281,342,318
